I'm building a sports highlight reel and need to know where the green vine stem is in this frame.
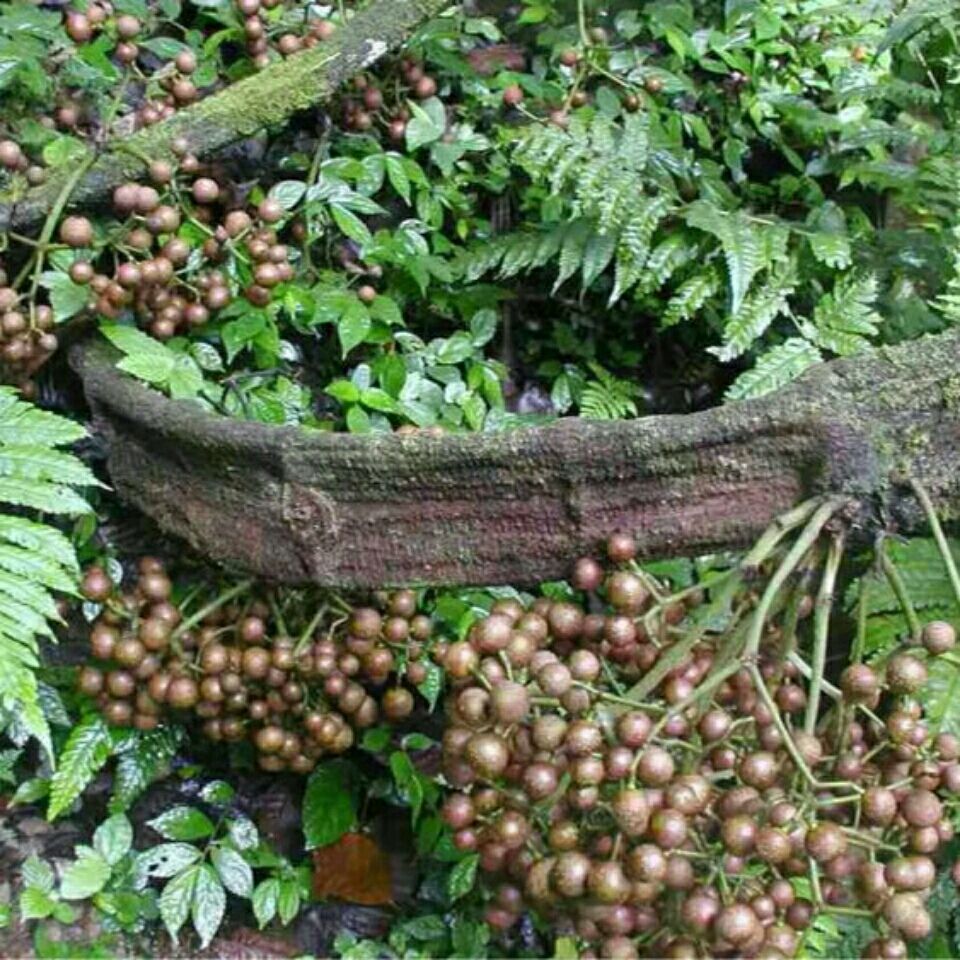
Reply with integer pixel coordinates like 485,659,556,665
910,476,960,607
805,530,845,737
741,497,826,569
14,151,96,295
173,579,253,641
744,498,847,660
879,541,922,641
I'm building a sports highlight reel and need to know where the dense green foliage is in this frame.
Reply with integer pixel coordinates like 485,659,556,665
2,0,960,958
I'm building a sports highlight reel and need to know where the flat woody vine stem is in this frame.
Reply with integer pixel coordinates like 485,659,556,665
0,0,451,234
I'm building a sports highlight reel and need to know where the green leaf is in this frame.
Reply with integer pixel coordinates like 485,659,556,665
338,300,371,357
446,853,479,902
277,877,300,925
390,751,425,822
110,727,182,812
22,855,55,894
268,180,307,210
252,877,278,928
93,813,133,866
136,843,203,879
159,864,198,944
200,780,235,805
385,153,411,204
48,714,111,820
405,98,446,152
416,661,444,712
211,847,253,898
19,886,57,920
226,815,259,851
685,201,763,316
326,379,360,404
60,846,111,900
302,759,359,849
191,863,226,948
330,205,371,246
39,271,89,322
148,806,215,841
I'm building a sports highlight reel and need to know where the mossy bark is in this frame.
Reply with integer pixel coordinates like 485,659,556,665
0,0,448,233
71,330,960,588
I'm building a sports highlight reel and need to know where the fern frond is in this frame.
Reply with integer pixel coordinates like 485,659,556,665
48,713,113,820
725,339,823,401
0,387,91,761
578,363,641,420
712,264,798,363
804,273,882,356
684,201,765,315
662,270,720,328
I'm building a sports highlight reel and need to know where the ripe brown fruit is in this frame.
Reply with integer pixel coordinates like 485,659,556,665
502,84,523,107
167,676,199,708
886,653,928,694
922,620,956,655
464,732,510,779
611,788,649,837
81,566,113,602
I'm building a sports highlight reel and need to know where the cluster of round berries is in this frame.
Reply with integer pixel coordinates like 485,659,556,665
76,560,433,773
429,533,960,959
54,167,295,340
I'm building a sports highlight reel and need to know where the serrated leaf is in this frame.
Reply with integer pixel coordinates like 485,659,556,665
159,864,197,944
39,271,90,322
22,854,55,894
277,877,300,925
48,714,111,820
19,886,57,920
385,154,411,204
110,726,182,812
685,201,763,315
338,300,371,357
211,847,253,898
330,204,371,246
136,842,203,879
93,814,133,866
268,180,306,210
447,853,478,902
60,846,111,900
252,878,278,928
192,863,226,948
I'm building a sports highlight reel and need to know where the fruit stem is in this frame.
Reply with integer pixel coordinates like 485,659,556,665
805,530,845,737
808,858,824,908
878,541,921,642
269,591,289,637
909,475,960,607
787,652,841,701
748,662,861,795
294,603,327,656
16,151,96,297
741,497,825,569
851,570,873,665
745,499,846,660
173,579,253,640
